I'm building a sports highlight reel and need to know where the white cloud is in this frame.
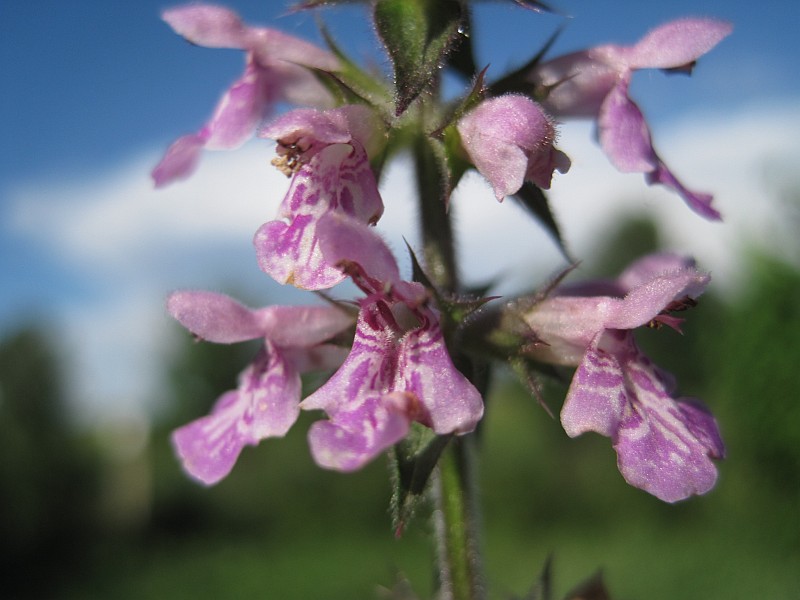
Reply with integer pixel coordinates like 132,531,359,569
5,100,800,422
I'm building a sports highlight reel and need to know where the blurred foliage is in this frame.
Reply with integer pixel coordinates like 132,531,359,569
0,328,101,597
1,218,799,598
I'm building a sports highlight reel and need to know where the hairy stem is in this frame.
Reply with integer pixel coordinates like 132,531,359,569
433,436,486,600
413,133,458,294
412,123,485,598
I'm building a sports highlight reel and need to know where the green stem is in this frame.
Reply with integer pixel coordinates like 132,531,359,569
412,127,485,599
433,436,485,600
413,133,458,294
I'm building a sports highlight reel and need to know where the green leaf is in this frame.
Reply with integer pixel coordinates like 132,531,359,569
374,0,465,115
389,428,451,536
314,22,393,112
512,181,572,261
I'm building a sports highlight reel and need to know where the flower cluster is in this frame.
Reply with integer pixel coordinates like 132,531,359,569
156,3,728,505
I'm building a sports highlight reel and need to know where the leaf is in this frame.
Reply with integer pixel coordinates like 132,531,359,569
315,22,392,111
512,182,572,261
389,428,451,536
374,0,465,115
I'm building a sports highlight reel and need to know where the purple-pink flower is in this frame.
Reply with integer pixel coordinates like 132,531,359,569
254,105,386,290
168,290,352,485
299,214,485,471
152,4,338,187
523,253,724,502
530,18,732,219
457,94,570,199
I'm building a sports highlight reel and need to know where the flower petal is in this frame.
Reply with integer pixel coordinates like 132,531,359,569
316,212,401,287
171,345,301,485
307,393,413,471
562,332,723,502
255,142,384,290
626,18,733,70
598,80,721,219
531,50,620,117
258,306,353,347
255,215,347,290
604,266,709,331
202,60,272,150
458,95,566,199
616,253,699,291
396,316,483,434
247,28,339,72
260,108,353,147
151,133,206,188
597,79,658,173
524,296,616,365
300,308,395,414
167,290,267,343
561,332,628,438
162,4,249,49
646,162,721,220
260,105,383,157
152,60,271,187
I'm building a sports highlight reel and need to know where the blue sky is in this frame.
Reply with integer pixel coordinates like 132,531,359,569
2,1,799,422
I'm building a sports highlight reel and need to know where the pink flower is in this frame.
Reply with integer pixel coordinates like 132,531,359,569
254,105,386,290
152,4,338,187
530,18,732,219
299,214,484,471
457,94,570,199
168,290,352,484
523,253,724,502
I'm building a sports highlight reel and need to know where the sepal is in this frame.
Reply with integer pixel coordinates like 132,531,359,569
390,427,451,536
